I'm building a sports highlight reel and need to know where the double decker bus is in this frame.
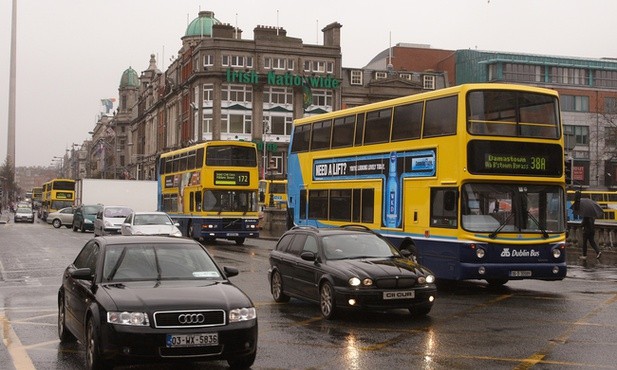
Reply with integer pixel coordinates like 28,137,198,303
41,179,75,221
566,190,617,221
259,179,288,209
288,83,567,285
32,186,43,212
158,141,260,245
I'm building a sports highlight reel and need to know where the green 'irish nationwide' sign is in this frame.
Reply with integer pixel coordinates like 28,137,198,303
226,68,340,89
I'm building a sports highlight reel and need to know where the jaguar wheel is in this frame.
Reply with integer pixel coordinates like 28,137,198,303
319,281,337,320
271,270,290,303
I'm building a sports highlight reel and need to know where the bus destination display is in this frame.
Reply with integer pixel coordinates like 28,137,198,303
467,140,562,176
214,171,250,186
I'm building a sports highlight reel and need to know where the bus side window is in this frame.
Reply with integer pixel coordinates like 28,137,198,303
195,191,202,212
430,188,458,228
189,192,195,212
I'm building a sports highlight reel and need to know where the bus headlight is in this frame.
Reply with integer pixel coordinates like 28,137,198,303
476,247,486,259
552,248,561,258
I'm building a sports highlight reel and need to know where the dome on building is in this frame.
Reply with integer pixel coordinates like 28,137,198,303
120,67,139,88
185,11,221,37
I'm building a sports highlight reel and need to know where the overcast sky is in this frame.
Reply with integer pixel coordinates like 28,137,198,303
1,0,617,167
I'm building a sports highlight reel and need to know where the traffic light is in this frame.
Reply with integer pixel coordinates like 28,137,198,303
565,159,572,185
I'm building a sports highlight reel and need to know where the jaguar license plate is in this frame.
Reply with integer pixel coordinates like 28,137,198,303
166,333,218,347
509,270,532,277
383,290,415,300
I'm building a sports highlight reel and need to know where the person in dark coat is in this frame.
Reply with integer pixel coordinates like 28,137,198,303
581,216,602,259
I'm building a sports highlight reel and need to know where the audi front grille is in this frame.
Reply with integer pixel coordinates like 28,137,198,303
153,309,226,328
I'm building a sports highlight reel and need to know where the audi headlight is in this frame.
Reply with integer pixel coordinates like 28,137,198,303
229,307,256,322
107,311,149,326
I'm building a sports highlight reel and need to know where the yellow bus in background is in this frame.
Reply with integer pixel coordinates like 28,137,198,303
566,189,617,221
158,141,260,245
41,179,75,221
287,83,566,285
259,179,287,209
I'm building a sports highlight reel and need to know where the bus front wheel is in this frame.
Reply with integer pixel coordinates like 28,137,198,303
235,237,245,245
486,279,508,287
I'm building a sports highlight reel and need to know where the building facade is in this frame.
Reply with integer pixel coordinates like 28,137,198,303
51,12,617,194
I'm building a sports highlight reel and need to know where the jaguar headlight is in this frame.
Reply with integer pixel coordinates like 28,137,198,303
349,277,361,286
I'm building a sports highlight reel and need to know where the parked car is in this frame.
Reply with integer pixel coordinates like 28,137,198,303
58,236,257,369
268,225,437,320
72,204,103,233
121,211,183,237
47,206,74,228
14,206,34,223
93,205,133,236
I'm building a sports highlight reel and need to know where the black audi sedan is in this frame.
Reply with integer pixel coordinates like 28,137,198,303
268,225,437,320
58,236,257,370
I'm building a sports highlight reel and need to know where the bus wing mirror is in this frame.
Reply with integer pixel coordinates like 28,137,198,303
444,191,457,211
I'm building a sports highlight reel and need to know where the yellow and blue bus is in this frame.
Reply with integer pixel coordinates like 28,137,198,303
41,179,75,221
158,141,260,245
287,83,567,285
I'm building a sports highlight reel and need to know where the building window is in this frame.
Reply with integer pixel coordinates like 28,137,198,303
222,84,253,103
550,67,587,85
204,55,214,67
350,70,363,85
605,97,617,114
222,112,252,134
203,84,213,103
400,73,412,80
561,95,589,112
311,89,333,109
264,87,293,105
375,72,387,80
203,112,213,133
606,126,617,148
303,59,333,74
596,70,617,88
501,63,543,83
423,75,436,90
563,125,589,149
265,57,288,70
265,114,293,136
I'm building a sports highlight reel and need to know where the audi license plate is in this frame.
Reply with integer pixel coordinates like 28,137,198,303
166,333,218,347
383,290,415,300
509,270,532,277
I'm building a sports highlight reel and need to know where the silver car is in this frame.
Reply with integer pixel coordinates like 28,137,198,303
47,207,74,228
121,211,183,237
14,206,34,223
93,206,133,236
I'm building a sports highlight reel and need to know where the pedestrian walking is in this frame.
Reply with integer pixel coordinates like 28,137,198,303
580,216,602,259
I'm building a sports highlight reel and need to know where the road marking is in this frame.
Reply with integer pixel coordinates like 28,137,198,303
0,313,36,370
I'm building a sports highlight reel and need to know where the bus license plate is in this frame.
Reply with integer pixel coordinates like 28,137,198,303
227,233,239,236
383,291,415,300
166,333,218,347
509,270,532,277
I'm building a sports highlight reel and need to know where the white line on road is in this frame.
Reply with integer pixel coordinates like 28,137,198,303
0,312,36,370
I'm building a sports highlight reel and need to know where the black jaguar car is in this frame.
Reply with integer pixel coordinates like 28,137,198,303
58,236,257,370
268,225,437,320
